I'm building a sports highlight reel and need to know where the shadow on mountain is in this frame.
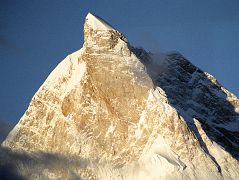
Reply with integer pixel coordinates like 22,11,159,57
0,146,92,179
0,162,26,180
133,48,239,166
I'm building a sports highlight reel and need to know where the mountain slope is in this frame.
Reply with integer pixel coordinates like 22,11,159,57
1,13,239,179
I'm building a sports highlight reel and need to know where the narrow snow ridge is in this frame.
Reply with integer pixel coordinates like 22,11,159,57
86,13,114,30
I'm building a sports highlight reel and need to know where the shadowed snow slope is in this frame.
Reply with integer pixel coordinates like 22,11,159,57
1,13,239,179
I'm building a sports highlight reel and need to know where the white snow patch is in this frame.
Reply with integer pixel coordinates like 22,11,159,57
125,134,186,180
36,48,86,98
86,13,114,31
64,59,86,95
105,124,116,137
144,134,186,171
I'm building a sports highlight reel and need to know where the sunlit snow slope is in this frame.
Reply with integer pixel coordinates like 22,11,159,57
2,13,239,180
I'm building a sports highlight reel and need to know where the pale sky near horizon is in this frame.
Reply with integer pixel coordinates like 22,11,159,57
0,0,239,123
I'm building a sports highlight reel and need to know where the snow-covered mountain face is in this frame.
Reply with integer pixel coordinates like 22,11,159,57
134,48,239,158
1,13,239,179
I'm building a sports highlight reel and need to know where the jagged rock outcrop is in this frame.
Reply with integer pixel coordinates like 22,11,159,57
1,13,239,179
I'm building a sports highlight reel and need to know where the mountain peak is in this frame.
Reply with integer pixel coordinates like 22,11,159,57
85,13,114,31
84,13,128,52
1,12,239,180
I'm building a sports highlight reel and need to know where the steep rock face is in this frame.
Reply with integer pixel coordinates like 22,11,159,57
2,13,239,179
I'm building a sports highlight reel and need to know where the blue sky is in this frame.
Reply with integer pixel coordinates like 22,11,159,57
0,0,239,123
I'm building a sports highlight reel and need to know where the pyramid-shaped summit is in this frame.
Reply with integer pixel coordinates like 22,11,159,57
1,13,239,179
85,13,115,30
